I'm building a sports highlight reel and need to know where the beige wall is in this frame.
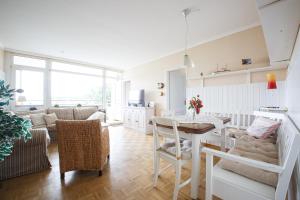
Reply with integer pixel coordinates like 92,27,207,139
124,26,287,115
0,48,4,72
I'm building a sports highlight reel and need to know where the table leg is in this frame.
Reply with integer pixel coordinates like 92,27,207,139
191,135,201,199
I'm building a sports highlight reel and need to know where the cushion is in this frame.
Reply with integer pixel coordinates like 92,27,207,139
246,117,281,139
87,111,105,122
74,107,98,120
219,136,279,187
159,139,192,160
30,113,46,128
47,108,74,120
44,113,58,126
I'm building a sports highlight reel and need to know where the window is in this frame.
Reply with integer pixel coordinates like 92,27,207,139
13,56,46,68
52,62,103,75
15,70,44,106
10,54,123,110
51,71,103,106
105,78,122,120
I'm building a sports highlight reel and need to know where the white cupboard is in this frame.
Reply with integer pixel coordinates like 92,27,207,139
122,107,154,134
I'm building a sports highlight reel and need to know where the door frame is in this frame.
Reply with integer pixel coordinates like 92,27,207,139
164,66,187,112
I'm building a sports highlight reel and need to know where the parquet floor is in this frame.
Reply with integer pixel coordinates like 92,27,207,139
0,126,221,200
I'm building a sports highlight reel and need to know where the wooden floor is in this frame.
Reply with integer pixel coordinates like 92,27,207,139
0,126,221,200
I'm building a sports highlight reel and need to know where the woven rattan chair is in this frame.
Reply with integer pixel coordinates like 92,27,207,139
56,119,110,179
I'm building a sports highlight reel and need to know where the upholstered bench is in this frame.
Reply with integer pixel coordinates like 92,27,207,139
203,112,300,200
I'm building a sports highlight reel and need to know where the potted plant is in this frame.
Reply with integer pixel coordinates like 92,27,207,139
0,80,32,161
187,95,204,120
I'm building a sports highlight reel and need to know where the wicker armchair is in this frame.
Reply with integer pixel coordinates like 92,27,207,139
56,119,110,178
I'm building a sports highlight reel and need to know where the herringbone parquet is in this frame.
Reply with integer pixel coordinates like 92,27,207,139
0,126,221,200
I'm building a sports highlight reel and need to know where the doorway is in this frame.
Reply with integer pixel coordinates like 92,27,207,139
167,69,186,115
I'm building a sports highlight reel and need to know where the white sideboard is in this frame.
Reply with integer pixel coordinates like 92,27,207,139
122,107,155,134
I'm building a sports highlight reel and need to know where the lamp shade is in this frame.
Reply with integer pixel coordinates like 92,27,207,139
184,54,194,68
266,73,277,89
17,95,27,102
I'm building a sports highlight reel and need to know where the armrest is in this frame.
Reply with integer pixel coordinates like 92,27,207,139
202,147,283,174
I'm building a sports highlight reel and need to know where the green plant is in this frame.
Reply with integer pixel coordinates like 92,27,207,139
0,80,32,161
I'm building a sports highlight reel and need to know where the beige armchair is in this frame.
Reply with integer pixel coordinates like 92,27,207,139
56,119,110,179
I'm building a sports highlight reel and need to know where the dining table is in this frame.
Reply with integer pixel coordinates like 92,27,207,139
150,115,231,199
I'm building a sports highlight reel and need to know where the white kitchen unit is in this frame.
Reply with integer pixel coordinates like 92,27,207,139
122,106,155,134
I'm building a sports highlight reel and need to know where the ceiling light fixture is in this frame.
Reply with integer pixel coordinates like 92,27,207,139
182,8,195,68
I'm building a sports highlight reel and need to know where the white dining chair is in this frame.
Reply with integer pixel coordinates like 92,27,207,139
152,117,192,200
161,110,175,117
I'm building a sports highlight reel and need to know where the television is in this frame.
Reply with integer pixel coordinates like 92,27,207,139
128,89,145,107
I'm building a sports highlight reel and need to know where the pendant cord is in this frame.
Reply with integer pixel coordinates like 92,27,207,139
184,14,189,55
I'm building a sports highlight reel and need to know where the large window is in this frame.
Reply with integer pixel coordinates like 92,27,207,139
51,71,103,106
51,62,104,106
11,54,122,110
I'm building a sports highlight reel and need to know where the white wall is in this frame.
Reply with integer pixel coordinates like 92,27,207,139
285,29,300,200
187,81,286,114
0,44,5,79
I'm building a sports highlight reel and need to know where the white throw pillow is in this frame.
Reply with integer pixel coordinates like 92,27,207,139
44,113,58,126
87,111,105,122
30,113,46,127
246,117,281,139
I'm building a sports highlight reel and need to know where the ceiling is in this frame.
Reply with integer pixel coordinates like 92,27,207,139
0,0,260,70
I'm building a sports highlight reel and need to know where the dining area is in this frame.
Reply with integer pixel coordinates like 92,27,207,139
151,110,231,200
150,101,300,200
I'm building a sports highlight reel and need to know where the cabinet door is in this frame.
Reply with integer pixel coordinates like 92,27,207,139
138,110,145,128
132,110,140,126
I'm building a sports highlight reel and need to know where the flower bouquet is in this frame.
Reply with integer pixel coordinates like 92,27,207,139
187,95,203,119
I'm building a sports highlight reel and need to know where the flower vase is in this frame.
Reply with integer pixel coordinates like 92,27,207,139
192,110,196,120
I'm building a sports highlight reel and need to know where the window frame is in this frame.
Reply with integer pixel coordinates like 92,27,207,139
8,52,123,110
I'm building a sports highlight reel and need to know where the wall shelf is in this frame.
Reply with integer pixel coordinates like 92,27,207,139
187,65,287,81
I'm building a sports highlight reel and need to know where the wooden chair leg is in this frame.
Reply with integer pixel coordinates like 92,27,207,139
153,154,160,187
60,173,65,179
173,162,181,200
99,170,102,176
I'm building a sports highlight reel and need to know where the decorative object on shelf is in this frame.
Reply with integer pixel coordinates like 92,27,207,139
259,106,288,113
29,107,37,111
266,73,277,89
187,95,204,120
157,82,164,89
182,8,195,68
242,58,252,65
0,80,32,161
209,64,231,76
159,91,164,96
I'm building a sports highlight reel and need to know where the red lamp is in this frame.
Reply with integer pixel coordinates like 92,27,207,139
266,73,277,89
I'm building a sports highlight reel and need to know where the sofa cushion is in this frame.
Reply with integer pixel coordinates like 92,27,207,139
87,111,105,122
74,107,98,120
30,113,46,128
44,113,58,126
159,139,192,160
16,109,46,117
47,108,74,120
219,136,279,187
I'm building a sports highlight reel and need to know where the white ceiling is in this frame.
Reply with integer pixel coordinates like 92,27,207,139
0,0,260,70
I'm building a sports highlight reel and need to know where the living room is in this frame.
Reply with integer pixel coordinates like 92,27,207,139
0,0,300,200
